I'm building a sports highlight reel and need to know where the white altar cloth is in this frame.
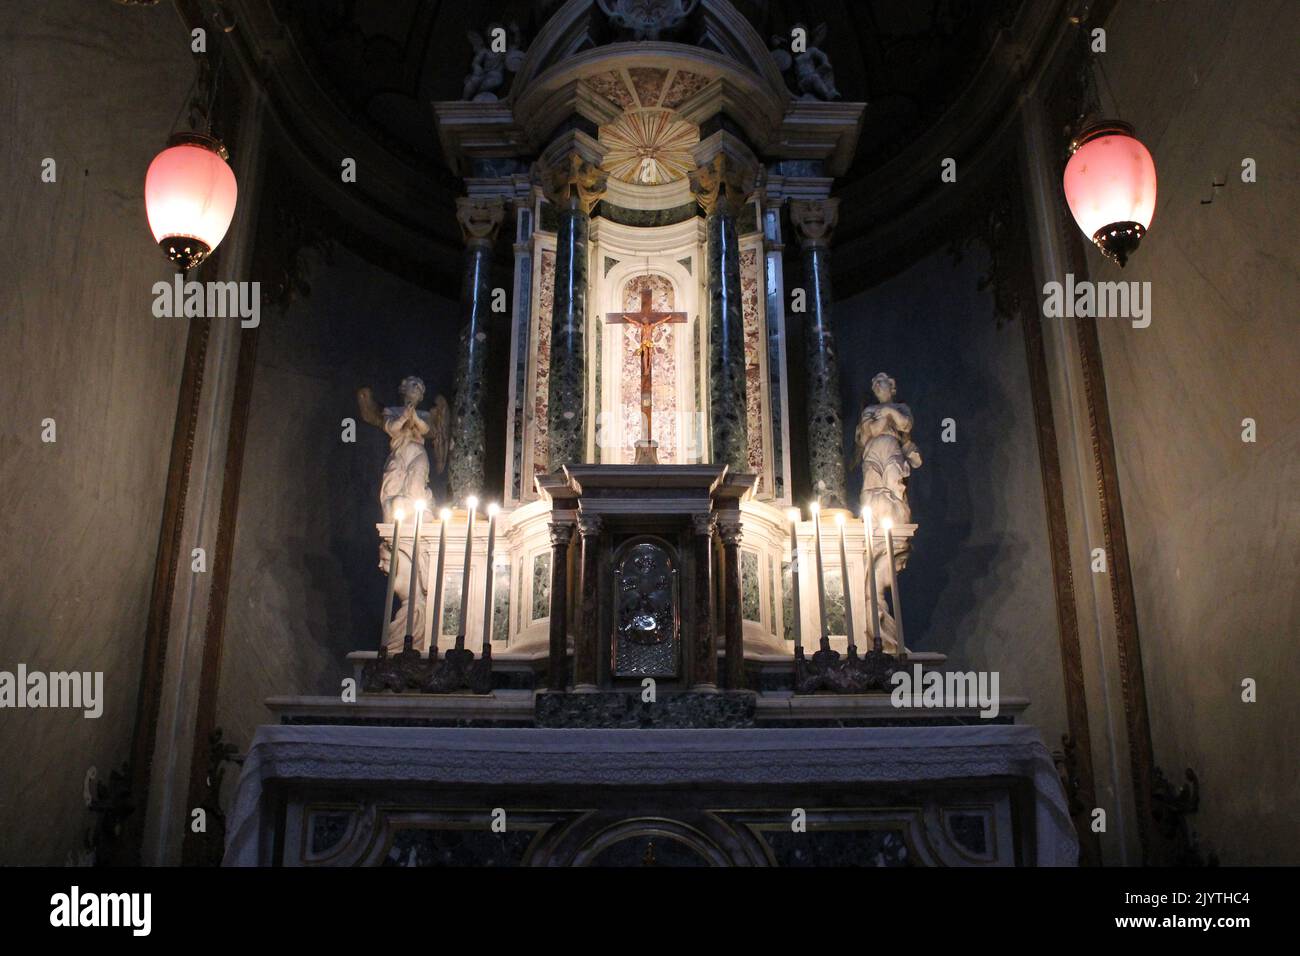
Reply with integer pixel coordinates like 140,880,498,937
223,724,1078,866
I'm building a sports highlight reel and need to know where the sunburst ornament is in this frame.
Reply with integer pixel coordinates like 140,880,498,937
600,110,699,185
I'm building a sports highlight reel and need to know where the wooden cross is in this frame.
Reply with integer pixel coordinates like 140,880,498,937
607,288,687,462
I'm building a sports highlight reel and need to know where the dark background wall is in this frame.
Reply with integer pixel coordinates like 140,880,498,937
0,1,193,864
831,245,1067,743
1088,0,1300,863
215,239,466,751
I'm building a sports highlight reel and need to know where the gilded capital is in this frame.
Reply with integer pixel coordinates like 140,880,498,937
455,196,506,247
541,153,608,214
689,154,756,217
788,198,840,250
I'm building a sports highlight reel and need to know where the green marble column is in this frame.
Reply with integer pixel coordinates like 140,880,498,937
790,198,848,509
448,197,505,502
691,154,755,474
544,155,606,472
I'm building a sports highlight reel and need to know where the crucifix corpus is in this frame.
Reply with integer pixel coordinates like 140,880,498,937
607,288,687,464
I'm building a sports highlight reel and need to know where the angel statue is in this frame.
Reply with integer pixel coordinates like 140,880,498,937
356,376,449,528
855,373,922,653
770,23,841,101
462,22,526,101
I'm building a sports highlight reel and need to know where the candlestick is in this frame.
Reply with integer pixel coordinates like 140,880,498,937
455,496,478,651
835,513,857,652
403,499,426,649
863,509,883,652
379,508,404,653
810,501,829,649
423,507,451,657
480,503,499,653
785,508,803,653
881,517,905,657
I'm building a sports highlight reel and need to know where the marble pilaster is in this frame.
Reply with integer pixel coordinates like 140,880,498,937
543,154,607,471
690,154,756,474
546,520,574,690
574,512,602,690
790,199,848,509
691,512,718,690
718,514,745,689
448,197,505,502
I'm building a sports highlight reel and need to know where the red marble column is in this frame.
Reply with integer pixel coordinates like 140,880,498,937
691,512,717,690
574,512,602,689
718,514,745,690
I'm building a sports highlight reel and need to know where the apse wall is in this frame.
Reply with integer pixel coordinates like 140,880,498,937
215,245,464,755
0,2,193,864
1088,0,1300,863
833,246,1068,746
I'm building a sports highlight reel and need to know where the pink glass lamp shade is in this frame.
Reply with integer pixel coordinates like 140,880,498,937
145,132,238,270
1063,121,1156,267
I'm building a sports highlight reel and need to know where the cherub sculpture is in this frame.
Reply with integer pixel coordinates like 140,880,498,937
462,22,526,101
357,376,449,528
771,23,841,101
597,0,699,41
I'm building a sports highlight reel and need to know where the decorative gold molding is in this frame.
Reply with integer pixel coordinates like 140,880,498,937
541,153,608,214
688,154,756,217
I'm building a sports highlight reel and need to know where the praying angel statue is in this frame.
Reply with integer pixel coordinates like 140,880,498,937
357,376,449,528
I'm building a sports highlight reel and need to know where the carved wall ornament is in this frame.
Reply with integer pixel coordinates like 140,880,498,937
788,198,840,250
597,0,699,41
542,154,610,214
463,22,526,101
770,23,841,101
455,196,506,247
688,154,756,217
548,520,576,548
577,512,604,537
716,515,743,547
690,512,717,536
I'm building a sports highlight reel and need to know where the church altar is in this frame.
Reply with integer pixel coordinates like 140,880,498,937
223,725,1078,867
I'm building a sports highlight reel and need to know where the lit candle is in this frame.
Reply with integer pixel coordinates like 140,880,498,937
810,501,829,648
423,507,451,657
863,509,883,652
835,513,857,652
379,507,404,652
480,503,500,653
785,508,803,653
455,496,478,651
404,499,426,648
881,517,905,657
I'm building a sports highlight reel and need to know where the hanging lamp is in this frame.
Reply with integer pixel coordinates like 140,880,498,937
1062,120,1156,268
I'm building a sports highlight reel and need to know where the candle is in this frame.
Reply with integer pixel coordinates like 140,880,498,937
423,507,451,657
455,496,478,651
379,507,404,652
403,499,426,648
881,517,905,657
785,508,803,653
863,509,883,652
480,503,500,653
810,501,829,648
835,513,857,652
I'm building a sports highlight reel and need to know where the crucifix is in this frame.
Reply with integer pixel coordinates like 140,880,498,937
607,287,687,464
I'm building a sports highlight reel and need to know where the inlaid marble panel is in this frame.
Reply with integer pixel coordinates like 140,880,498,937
533,249,555,478
825,569,846,636
492,561,511,642
441,573,463,637
661,69,710,108
741,550,760,623
619,275,678,463
740,248,765,489
586,70,635,109
768,556,779,636
532,551,552,621
628,67,668,107
781,559,793,640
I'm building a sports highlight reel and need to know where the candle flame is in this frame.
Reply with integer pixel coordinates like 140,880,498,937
465,495,479,510
881,517,894,531
394,508,405,521
439,507,452,520
786,508,801,523
487,502,500,517
415,498,427,512
835,512,845,526
809,501,820,514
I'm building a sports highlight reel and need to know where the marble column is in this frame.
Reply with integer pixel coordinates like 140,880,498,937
546,520,574,690
543,154,607,471
789,199,848,509
448,197,505,501
691,512,718,690
574,512,602,690
690,155,755,473
717,514,745,690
